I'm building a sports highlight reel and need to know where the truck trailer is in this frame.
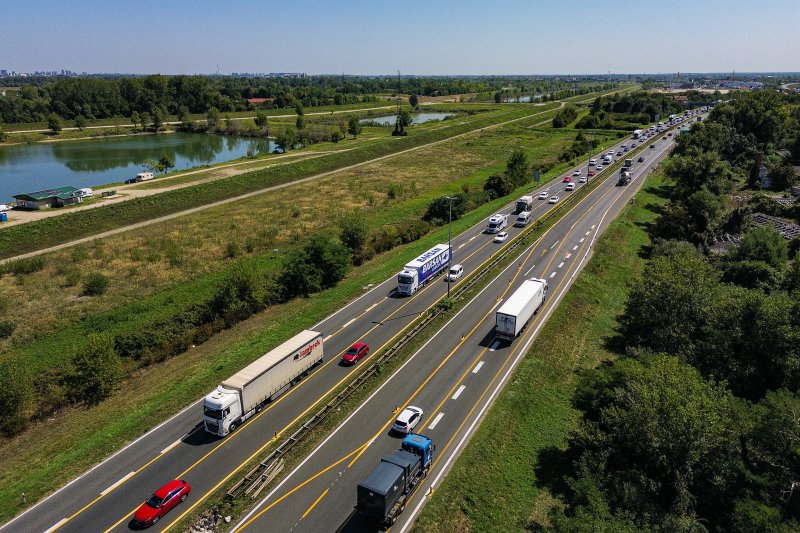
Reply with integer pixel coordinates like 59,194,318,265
617,171,631,186
203,330,324,436
396,244,451,295
515,196,533,214
357,434,435,526
486,213,508,233
495,278,548,341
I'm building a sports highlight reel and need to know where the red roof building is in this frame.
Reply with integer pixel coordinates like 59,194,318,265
245,97,275,105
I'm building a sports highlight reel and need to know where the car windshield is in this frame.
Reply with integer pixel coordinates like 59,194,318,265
395,419,407,427
398,274,414,285
346,348,358,355
449,268,458,275
204,406,225,419
146,494,163,508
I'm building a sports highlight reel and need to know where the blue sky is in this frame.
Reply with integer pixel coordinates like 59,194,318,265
2,0,799,74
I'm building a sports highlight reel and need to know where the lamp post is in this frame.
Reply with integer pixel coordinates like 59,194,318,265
445,196,454,299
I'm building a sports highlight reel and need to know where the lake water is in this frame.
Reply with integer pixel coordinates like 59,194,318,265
360,112,455,126
0,133,277,201
502,95,543,103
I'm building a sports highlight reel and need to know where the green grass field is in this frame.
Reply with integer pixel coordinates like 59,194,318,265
412,169,669,533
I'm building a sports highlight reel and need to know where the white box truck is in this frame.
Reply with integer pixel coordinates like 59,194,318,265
515,196,533,214
486,213,508,233
495,278,548,341
203,330,324,436
396,244,451,296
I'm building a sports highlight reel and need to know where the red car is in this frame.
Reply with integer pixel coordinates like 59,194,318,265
342,342,369,364
588,170,596,177
562,176,571,183
133,480,191,528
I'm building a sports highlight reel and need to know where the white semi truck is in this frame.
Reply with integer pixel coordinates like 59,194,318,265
486,213,508,233
515,196,533,214
203,330,324,436
396,244,451,296
495,278,548,341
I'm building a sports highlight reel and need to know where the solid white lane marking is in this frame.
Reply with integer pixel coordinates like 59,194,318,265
428,412,445,430
579,237,585,243
44,519,68,533
565,253,572,259
572,245,578,251
524,263,536,276
549,271,556,279
101,471,136,496
452,385,466,400
551,240,559,247
558,262,565,269
160,438,182,455
341,317,357,329
472,361,485,374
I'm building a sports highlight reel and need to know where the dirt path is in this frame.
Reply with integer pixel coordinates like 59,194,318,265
0,104,565,264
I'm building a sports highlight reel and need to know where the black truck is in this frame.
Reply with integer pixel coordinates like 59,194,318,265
356,433,435,527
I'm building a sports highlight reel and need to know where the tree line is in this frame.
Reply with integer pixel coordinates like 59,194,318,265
549,90,800,532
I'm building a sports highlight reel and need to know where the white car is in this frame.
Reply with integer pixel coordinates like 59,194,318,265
393,406,423,434
595,164,603,170
446,264,464,281
572,169,582,177
493,231,509,243
579,176,587,183
565,183,576,191
548,195,560,204
538,191,549,200
589,158,597,166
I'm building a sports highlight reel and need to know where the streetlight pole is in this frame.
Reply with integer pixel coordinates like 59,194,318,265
445,196,454,299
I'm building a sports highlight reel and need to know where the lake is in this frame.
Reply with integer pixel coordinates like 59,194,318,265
360,112,455,126
502,95,543,103
0,133,277,201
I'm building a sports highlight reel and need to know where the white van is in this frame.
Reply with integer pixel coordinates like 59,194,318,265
516,211,532,227
446,264,464,281
78,187,94,198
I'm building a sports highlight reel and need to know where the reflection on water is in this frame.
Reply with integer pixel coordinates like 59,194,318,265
360,112,455,126
0,133,277,201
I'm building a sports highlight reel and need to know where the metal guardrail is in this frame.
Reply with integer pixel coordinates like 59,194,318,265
224,129,665,501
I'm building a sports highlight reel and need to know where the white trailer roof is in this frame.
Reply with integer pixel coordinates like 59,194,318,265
405,244,449,269
223,330,321,390
497,279,545,317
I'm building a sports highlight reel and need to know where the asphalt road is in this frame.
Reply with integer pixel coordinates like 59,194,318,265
3,118,685,533
228,134,680,533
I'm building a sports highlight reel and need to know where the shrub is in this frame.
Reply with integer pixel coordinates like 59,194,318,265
0,360,33,436
3,256,46,276
0,320,16,339
68,334,122,405
225,241,241,259
83,272,110,296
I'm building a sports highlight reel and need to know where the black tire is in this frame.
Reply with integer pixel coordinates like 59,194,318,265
229,422,237,433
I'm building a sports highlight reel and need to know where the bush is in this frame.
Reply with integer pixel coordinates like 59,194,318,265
0,360,33,436
83,272,110,296
68,334,122,405
0,320,16,339
3,256,46,276
225,241,241,258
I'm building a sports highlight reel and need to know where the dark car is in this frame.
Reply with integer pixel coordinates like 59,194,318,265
341,342,369,364
133,479,191,528
125,178,138,184
638,156,645,162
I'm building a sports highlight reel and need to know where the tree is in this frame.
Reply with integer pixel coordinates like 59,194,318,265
274,128,296,152
493,91,502,103
254,111,269,129
505,149,529,186
210,261,266,324
340,215,368,256
178,106,193,132
74,115,87,131
347,116,362,139
0,360,33,436
304,234,351,289
47,113,63,133
294,101,304,117
409,93,419,109
131,111,140,130
157,155,175,173
0,125,7,142
483,173,513,199
393,108,412,136
152,107,164,130
424,194,467,223
338,119,348,140
296,115,305,131
140,111,151,132
735,225,788,270
206,106,220,129
69,334,122,405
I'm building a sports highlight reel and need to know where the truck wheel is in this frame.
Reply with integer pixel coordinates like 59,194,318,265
229,422,237,433
390,515,397,525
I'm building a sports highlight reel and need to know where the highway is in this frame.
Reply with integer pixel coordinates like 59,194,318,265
4,120,681,533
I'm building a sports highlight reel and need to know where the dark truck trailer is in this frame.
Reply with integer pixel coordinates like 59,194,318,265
357,434,434,527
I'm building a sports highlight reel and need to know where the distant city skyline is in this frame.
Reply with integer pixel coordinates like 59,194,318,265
2,0,799,75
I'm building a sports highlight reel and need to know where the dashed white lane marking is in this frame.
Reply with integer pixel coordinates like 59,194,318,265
366,302,379,312
591,224,596,229
549,271,557,279
558,262,565,269
160,438,182,455
585,230,591,236
572,245,579,251
452,385,466,400
524,263,536,276
428,412,445,430
565,253,572,259
457,243,466,249
44,519,68,533
579,237,585,243
472,361,485,374
489,340,500,352
341,317,357,329
551,240,560,247
101,471,136,496
469,235,478,242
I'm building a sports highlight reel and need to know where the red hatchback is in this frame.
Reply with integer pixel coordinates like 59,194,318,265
588,170,596,177
342,342,369,364
562,176,571,183
133,479,191,528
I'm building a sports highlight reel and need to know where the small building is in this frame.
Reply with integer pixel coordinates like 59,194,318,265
13,186,83,209
245,97,275,107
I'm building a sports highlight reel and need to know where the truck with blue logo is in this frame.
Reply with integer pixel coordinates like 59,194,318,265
396,244,451,296
357,434,435,527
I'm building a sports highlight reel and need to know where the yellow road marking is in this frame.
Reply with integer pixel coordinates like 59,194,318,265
301,489,329,520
